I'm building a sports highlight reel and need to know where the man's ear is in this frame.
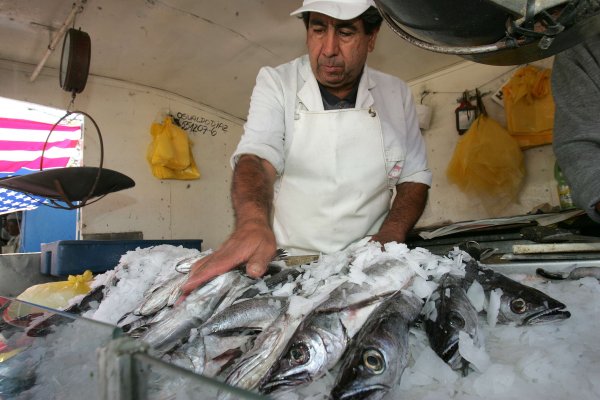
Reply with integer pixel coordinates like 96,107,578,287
368,27,380,52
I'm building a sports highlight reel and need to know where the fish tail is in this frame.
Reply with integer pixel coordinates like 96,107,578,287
536,268,567,280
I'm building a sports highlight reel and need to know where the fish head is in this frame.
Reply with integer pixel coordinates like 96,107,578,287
260,329,328,393
466,262,571,326
332,291,420,399
437,310,471,371
424,275,480,372
330,345,393,400
442,281,480,334
497,286,571,325
331,311,404,400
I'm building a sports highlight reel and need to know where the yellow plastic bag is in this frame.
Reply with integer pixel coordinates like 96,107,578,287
14,270,94,311
502,65,555,149
447,115,525,213
147,116,201,180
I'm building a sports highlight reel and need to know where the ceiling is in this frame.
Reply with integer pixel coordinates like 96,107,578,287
0,0,463,120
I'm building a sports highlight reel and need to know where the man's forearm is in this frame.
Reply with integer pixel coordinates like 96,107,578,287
373,182,429,244
231,154,277,228
182,155,278,294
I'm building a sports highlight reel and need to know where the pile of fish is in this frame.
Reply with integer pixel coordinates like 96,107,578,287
75,241,571,399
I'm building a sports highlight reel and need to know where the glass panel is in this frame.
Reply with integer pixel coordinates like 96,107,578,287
0,295,119,399
131,353,268,400
1,296,267,399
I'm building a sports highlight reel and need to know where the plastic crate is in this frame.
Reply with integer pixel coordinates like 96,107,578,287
40,239,202,276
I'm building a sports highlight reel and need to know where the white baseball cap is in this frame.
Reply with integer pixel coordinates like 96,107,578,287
290,0,376,20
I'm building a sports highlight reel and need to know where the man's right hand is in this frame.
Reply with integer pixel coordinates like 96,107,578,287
181,220,277,297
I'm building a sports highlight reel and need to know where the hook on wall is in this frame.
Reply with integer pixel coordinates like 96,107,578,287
420,90,432,104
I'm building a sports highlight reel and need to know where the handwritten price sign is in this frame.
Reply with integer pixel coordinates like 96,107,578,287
176,112,229,137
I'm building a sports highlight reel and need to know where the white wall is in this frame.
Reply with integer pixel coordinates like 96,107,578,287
0,60,244,250
0,57,561,247
407,59,560,229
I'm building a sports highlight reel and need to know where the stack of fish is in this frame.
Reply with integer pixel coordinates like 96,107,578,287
81,241,570,399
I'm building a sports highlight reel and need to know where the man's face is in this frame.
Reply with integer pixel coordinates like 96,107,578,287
306,12,379,98
5,220,19,236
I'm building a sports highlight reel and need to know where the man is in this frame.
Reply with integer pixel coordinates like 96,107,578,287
2,213,21,253
182,0,431,295
552,34,600,223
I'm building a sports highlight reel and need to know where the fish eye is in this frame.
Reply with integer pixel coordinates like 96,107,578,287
448,311,465,329
363,349,385,374
289,343,309,365
510,298,528,314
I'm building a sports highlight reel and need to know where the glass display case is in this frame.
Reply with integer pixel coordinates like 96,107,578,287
0,296,266,399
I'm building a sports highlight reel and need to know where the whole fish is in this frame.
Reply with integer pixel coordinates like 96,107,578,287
330,290,423,400
260,299,384,396
200,297,288,336
423,273,481,374
465,261,571,325
199,261,294,319
221,276,350,396
259,259,416,395
260,310,350,395
190,296,290,378
140,270,248,355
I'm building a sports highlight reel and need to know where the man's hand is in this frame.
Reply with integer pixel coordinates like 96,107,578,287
370,182,428,245
181,220,277,296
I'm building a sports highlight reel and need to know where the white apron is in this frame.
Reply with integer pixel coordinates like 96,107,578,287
272,105,391,255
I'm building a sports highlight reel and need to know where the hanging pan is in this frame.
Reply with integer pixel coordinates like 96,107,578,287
0,111,135,210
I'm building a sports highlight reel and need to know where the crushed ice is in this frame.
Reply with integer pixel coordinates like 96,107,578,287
10,243,600,400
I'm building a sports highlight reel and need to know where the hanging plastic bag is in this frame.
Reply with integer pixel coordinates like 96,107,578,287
502,65,555,149
147,116,201,180
7,270,94,316
447,94,525,213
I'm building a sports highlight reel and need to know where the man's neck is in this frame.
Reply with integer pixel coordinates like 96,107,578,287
326,86,353,100
318,79,360,110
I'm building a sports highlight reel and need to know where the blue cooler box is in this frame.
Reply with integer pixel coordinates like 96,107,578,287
40,239,202,276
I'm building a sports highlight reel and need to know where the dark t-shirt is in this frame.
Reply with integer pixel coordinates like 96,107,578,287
318,81,359,110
